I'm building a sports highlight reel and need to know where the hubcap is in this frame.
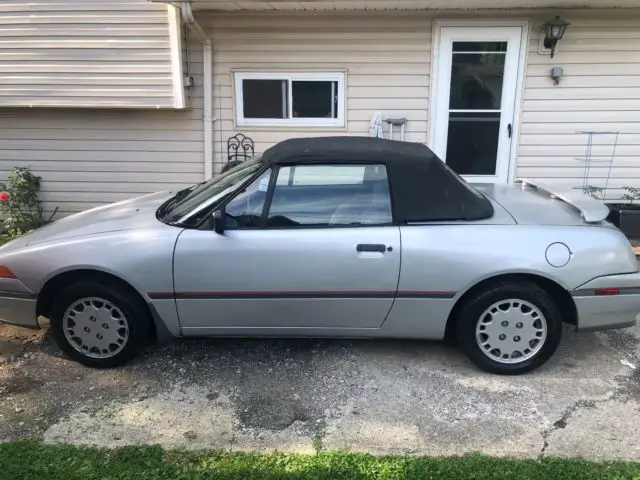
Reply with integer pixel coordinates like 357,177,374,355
475,299,547,364
63,297,129,359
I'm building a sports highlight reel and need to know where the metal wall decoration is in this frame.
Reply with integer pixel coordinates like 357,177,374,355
227,133,255,163
574,130,619,201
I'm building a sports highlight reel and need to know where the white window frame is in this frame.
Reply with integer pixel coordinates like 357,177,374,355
234,72,345,127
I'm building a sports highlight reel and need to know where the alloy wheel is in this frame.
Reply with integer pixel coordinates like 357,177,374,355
475,298,547,364
63,297,130,359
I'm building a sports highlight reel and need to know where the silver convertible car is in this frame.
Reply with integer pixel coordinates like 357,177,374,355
0,137,638,374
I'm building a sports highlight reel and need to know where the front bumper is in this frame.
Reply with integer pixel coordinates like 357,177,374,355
572,271,640,331
0,278,38,329
0,294,38,328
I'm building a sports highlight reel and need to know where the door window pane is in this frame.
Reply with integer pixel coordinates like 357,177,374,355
292,81,338,119
224,169,272,228
453,41,507,52
449,49,506,110
267,164,392,227
445,112,501,176
242,79,287,119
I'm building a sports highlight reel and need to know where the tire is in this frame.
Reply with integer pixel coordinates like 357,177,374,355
455,280,562,375
50,280,152,368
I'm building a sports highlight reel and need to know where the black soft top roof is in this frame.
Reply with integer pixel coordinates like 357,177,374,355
261,136,493,222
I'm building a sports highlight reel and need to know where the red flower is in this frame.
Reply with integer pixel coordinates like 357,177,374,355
0,192,10,202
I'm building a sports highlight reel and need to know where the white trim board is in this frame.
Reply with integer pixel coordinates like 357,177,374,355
167,4,186,109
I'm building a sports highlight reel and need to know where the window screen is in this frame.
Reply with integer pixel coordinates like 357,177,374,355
292,81,338,119
236,73,344,126
242,80,286,119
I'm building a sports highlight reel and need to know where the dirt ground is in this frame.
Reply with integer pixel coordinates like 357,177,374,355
1,319,639,460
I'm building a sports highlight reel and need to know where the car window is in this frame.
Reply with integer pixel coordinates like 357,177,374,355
277,165,367,186
266,164,392,227
224,169,272,228
161,156,264,226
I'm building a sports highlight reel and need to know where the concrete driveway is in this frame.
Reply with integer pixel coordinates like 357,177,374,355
1,322,639,460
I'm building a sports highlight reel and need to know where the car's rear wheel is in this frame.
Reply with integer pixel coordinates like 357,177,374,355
50,281,152,368
455,281,562,375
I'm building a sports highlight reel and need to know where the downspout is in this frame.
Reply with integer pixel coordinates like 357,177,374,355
202,42,213,181
180,1,214,181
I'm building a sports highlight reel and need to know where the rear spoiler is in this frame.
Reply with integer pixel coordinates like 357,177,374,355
515,178,610,223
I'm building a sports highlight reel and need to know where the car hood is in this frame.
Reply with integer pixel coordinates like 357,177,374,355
1,191,173,251
474,182,612,226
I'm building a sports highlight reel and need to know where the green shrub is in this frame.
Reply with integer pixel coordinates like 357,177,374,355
0,166,56,239
585,185,605,200
622,186,640,205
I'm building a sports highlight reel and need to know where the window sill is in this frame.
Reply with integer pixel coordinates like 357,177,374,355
237,120,345,128
233,122,348,132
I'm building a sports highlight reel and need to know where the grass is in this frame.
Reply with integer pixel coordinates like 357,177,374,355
1,440,640,480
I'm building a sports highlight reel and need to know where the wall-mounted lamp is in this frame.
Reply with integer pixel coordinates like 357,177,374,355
542,16,570,58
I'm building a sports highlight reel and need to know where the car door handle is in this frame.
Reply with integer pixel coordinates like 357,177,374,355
356,243,387,253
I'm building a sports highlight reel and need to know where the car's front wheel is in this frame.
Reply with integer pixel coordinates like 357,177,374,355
50,280,152,368
455,280,562,375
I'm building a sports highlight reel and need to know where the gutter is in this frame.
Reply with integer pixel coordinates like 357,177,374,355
180,1,214,181
150,0,214,181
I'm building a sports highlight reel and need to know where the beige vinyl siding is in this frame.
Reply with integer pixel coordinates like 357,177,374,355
203,10,640,201
200,13,430,173
517,11,640,199
0,0,181,108
4,8,639,217
0,36,205,215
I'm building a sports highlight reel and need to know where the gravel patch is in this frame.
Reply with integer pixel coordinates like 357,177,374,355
1,322,640,459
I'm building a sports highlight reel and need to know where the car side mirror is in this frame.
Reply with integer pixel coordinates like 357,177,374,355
212,209,225,235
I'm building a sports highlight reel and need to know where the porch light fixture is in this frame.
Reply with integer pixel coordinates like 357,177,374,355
542,16,570,58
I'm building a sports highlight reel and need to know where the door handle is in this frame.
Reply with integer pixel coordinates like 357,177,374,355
357,243,387,253
507,123,513,138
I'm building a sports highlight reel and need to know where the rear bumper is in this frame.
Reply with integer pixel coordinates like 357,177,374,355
573,271,640,331
573,296,639,331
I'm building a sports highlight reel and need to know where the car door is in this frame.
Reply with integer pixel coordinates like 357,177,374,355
173,162,401,335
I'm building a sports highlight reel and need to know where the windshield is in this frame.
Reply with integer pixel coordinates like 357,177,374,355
158,157,264,226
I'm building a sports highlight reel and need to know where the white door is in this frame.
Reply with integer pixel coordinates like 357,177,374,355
430,26,525,183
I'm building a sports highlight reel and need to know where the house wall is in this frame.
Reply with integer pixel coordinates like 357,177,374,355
0,36,205,215
201,13,431,175
519,11,640,199
203,10,640,199
0,0,185,109
2,8,639,217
